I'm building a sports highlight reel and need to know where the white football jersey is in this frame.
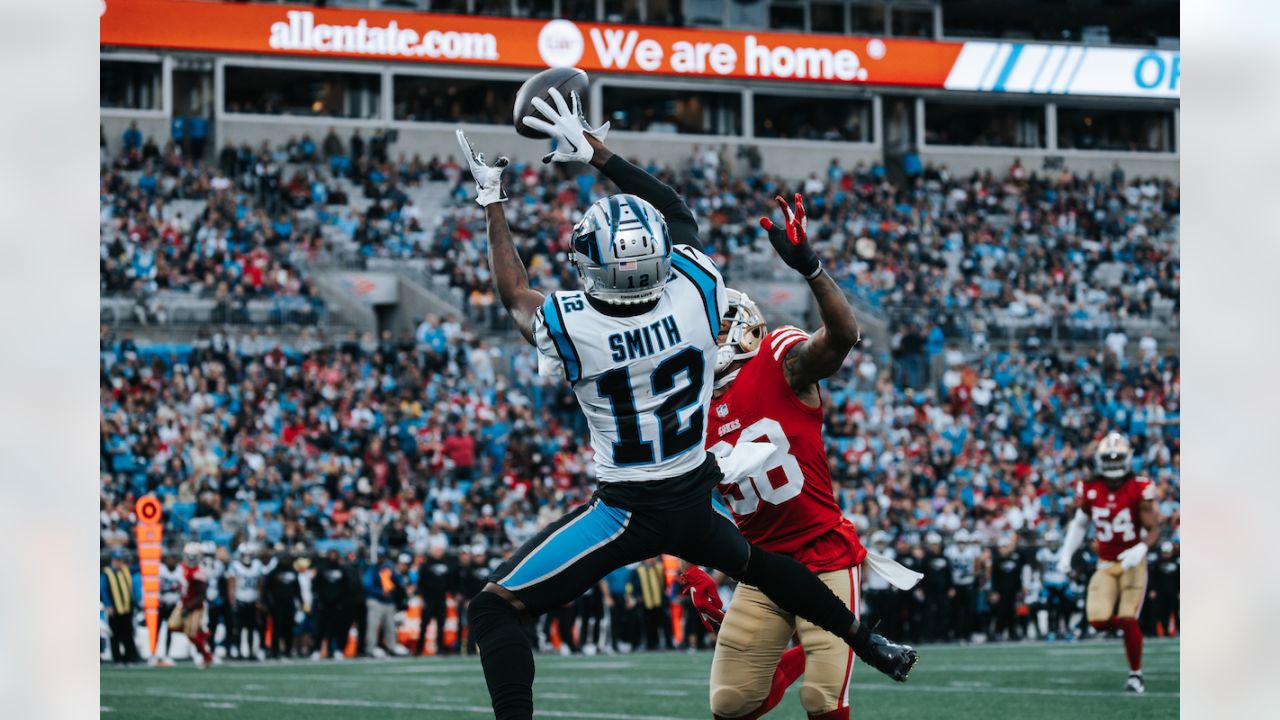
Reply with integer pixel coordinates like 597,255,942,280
229,559,264,603
159,564,183,606
534,245,726,484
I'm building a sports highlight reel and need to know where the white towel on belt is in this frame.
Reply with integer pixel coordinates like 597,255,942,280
713,441,776,486
863,549,924,591
714,442,923,593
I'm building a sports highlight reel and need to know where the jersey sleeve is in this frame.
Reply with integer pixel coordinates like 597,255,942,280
671,244,727,336
532,294,581,384
1136,477,1156,501
759,326,811,371
599,154,700,251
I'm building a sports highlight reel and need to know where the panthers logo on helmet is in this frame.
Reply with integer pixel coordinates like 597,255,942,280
570,194,671,305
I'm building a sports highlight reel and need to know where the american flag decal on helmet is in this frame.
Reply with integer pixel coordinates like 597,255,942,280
618,260,638,270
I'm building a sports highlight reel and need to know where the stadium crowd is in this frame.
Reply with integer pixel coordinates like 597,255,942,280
101,123,1178,343
423,146,1180,342
100,124,1179,662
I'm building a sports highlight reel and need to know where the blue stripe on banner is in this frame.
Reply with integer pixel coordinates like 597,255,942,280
1063,47,1088,95
977,44,1002,91
671,250,719,335
542,295,581,384
501,501,631,591
1028,46,1052,93
992,43,1024,92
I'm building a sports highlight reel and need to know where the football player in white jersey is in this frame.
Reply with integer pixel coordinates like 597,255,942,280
226,544,266,660
455,88,915,720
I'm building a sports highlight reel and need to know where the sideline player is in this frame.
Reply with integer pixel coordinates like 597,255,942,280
455,88,916,720
1055,432,1160,693
171,542,215,667
682,194,914,720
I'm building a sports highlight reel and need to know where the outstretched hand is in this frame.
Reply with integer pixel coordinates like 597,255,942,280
760,193,821,279
520,87,609,165
455,130,509,207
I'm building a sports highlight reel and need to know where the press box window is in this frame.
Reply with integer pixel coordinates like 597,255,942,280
101,60,162,110
891,5,934,38
849,2,887,35
603,87,742,136
1057,108,1176,153
769,1,806,32
754,95,872,142
224,67,381,118
924,102,1045,148
393,76,520,124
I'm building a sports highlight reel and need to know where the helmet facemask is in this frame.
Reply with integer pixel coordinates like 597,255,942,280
1094,432,1133,485
714,288,767,389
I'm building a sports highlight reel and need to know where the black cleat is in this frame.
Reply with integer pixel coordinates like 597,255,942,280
856,631,919,682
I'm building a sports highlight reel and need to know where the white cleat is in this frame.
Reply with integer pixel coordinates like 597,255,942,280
1125,672,1145,694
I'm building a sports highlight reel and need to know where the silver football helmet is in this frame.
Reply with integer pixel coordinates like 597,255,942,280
570,194,671,305
1094,432,1133,480
714,288,767,389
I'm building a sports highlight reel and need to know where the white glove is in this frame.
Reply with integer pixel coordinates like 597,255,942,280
520,87,609,165
455,130,508,206
1054,554,1072,575
1117,542,1149,569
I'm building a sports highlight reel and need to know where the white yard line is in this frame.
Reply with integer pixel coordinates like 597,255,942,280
847,682,1180,699
100,689,698,720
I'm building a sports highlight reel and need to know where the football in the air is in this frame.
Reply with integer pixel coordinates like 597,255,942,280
513,67,590,139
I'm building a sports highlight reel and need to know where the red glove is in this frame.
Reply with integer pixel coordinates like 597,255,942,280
677,566,725,632
759,193,820,279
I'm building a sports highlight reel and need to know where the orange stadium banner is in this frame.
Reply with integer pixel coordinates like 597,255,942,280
100,0,963,88
133,496,164,657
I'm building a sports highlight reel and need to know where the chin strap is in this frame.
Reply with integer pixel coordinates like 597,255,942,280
714,367,741,390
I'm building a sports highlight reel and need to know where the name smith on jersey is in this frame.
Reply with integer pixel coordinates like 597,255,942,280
607,315,682,362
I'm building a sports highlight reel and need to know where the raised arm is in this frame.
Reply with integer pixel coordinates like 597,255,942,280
759,194,861,392
485,203,543,344
456,130,543,344
586,137,701,251
521,88,702,251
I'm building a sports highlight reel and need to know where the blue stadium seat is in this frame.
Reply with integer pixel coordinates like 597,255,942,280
111,453,135,473
314,539,358,556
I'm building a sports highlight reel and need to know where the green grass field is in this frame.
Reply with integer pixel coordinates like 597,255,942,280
101,638,1179,719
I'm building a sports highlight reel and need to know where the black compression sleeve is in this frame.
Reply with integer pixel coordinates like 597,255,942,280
737,546,858,640
600,154,702,251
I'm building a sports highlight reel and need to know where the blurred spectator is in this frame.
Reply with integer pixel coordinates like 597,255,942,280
634,557,671,651
364,553,409,657
264,549,304,658
101,550,140,664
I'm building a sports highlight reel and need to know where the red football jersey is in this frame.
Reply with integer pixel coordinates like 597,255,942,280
707,327,865,573
1077,475,1155,562
181,563,208,609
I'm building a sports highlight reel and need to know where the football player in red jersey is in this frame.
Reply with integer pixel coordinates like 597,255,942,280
170,542,215,667
1055,432,1161,693
683,194,916,720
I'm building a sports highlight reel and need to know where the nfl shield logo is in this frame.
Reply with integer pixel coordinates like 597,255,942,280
716,404,729,417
